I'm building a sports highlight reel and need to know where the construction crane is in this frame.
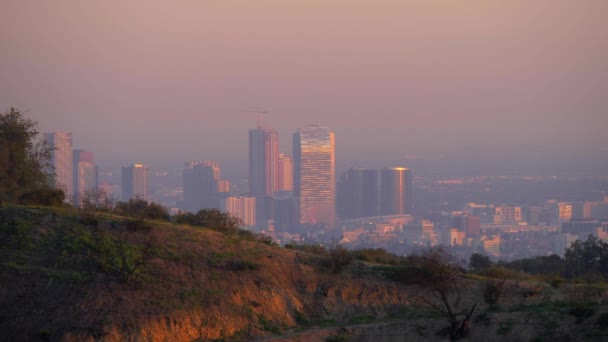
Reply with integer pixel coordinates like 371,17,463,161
243,109,269,128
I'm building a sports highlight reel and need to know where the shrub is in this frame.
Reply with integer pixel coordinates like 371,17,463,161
549,277,564,288
596,312,608,329
484,279,517,306
321,244,353,274
114,198,170,221
18,187,65,206
569,305,595,324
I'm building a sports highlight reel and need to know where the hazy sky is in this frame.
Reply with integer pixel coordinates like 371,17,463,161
1,0,607,170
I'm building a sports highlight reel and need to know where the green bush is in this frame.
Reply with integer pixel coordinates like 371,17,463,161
114,198,170,221
18,187,65,206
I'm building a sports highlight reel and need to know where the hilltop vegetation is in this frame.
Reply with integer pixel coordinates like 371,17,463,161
2,204,608,341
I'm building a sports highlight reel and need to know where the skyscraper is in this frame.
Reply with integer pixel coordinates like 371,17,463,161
44,132,73,198
73,149,98,204
338,168,380,219
249,126,279,226
249,126,279,197
182,161,229,212
277,153,293,192
121,164,149,201
293,125,336,228
380,167,412,215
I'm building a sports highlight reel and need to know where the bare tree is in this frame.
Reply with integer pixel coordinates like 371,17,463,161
407,246,476,340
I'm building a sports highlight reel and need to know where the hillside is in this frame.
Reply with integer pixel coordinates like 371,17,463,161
0,206,412,341
1,206,608,341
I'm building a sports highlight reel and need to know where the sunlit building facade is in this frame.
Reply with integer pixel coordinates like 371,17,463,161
73,149,98,205
121,164,149,201
293,125,336,228
380,167,412,215
277,153,293,192
45,132,73,198
221,196,256,228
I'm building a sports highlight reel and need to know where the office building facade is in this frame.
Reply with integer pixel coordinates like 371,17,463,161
182,161,228,212
380,167,412,215
121,164,149,201
73,149,98,204
293,125,336,227
338,168,380,219
45,132,73,198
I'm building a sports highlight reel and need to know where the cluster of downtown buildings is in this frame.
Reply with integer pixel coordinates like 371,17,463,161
45,132,153,205
44,128,608,258
179,125,413,236
44,125,414,237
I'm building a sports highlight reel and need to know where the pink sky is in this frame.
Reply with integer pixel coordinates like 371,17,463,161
1,0,607,167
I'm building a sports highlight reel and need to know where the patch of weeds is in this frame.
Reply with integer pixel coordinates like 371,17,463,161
37,329,51,341
125,218,152,232
258,315,281,334
294,310,311,326
496,319,513,336
569,305,595,324
415,324,427,336
549,278,563,288
348,315,376,324
317,318,338,327
596,312,608,329
326,328,350,342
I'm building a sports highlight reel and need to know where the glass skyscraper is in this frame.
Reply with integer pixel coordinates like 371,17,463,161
121,164,149,201
45,132,73,198
380,167,413,215
293,125,335,228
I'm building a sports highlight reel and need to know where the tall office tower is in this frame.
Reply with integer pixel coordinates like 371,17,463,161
380,167,412,216
293,125,336,228
249,126,279,196
44,132,73,198
338,168,380,219
277,153,293,192
121,164,149,201
72,149,98,204
221,196,256,227
182,161,224,212
249,126,279,226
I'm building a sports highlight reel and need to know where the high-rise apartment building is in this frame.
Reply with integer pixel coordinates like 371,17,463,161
277,153,293,192
121,164,149,201
73,149,98,204
182,161,230,212
293,125,336,228
338,168,380,219
380,167,412,215
45,132,73,198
